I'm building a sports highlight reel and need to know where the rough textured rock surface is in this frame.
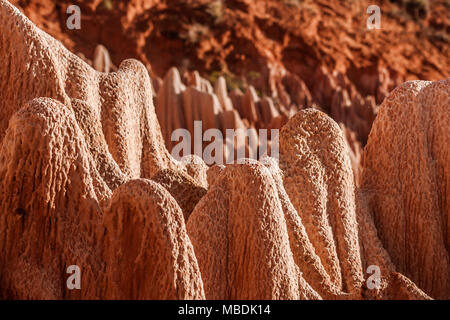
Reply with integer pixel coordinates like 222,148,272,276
0,0,448,300
361,79,450,299
187,162,321,300
0,0,180,179
103,179,205,299
0,98,106,299
10,0,449,160
206,164,225,188
181,155,209,189
0,0,204,300
279,109,364,296
151,168,207,221
0,96,206,300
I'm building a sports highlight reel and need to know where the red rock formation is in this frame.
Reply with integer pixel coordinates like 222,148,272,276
0,98,106,299
187,162,321,300
278,109,434,299
156,67,187,149
0,0,448,301
0,0,180,179
10,0,449,159
0,99,205,300
155,67,281,162
214,76,234,112
185,102,437,300
206,164,225,188
361,79,450,299
0,0,203,299
92,44,117,72
280,109,365,297
103,179,205,299
181,155,209,188
151,168,207,221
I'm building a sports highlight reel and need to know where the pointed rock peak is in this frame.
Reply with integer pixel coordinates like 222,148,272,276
93,44,112,73
245,85,260,102
215,76,228,96
164,67,185,93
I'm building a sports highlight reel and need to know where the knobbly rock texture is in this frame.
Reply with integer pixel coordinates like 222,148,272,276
361,79,450,299
181,155,209,189
0,0,448,300
14,0,447,185
0,98,106,299
103,179,205,299
187,162,321,300
9,0,450,182
279,109,364,297
0,0,202,300
151,168,207,221
0,0,180,179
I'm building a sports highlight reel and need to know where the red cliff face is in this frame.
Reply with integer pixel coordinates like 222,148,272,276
9,0,449,183
0,0,448,300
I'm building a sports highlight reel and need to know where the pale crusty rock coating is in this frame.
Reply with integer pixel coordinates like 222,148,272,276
103,179,205,299
0,0,447,300
187,162,321,300
0,0,180,179
280,109,364,296
361,79,450,299
0,98,106,299
0,0,202,300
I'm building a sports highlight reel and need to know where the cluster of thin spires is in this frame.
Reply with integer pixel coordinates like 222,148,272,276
0,0,448,299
